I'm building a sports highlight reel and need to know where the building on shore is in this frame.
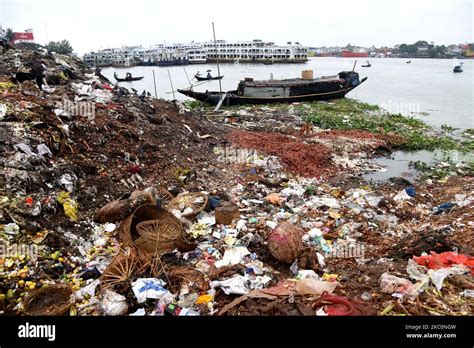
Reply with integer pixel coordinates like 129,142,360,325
84,39,308,66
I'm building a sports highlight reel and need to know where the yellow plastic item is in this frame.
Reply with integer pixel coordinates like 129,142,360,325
195,294,213,305
322,273,339,282
57,192,79,221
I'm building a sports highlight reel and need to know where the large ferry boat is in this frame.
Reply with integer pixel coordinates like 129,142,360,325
202,39,308,63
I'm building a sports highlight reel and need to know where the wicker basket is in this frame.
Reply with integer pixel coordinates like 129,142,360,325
100,251,141,290
167,193,208,217
155,187,174,207
168,266,208,291
23,284,73,316
215,202,240,225
134,219,184,256
118,204,182,246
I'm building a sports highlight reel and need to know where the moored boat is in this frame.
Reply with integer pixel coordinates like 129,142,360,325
114,72,144,82
195,74,224,81
179,71,367,106
453,62,464,73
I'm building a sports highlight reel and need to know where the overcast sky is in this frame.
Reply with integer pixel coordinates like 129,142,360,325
1,0,473,54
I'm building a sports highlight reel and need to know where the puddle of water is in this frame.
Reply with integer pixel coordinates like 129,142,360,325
363,150,464,182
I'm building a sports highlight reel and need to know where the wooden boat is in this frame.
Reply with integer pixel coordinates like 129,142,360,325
453,62,464,73
361,61,371,67
114,72,144,82
406,60,412,64
179,71,367,106
195,74,224,81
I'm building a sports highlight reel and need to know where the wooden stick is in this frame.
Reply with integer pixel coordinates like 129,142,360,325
152,70,158,99
167,70,176,101
183,66,192,89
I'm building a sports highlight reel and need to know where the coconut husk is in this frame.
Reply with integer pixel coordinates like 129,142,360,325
94,187,158,223
267,222,304,264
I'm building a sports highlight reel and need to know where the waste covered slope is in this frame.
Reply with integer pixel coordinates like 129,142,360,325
0,48,228,250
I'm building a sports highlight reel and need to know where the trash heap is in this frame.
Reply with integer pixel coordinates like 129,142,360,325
1,47,472,316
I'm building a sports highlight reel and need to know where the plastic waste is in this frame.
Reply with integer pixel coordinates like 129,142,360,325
56,191,79,221
432,202,456,215
414,251,474,274
379,273,413,294
132,278,169,304
296,278,338,296
210,275,250,295
101,289,129,316
393,187,416,202
164,303,198,316
0,104,7,120
214,246,250,268
4,223,20,235
58,173,76,193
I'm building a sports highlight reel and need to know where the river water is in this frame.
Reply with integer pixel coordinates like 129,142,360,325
101,57,473,130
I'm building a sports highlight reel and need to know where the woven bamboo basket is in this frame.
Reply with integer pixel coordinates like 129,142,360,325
118,204,182,246
215,202,240,225
168,266,208,291
134,219,184,256
167,192,208,217
155,187,174,207
100,251,141,290
23,284,73,316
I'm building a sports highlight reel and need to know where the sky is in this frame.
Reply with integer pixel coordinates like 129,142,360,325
1,0,473,54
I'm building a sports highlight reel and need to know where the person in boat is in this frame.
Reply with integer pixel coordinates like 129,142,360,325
126,72,132,80
207,71,212,79
196,71,202,76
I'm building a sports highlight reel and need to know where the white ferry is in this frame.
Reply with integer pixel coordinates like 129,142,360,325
202,39,308,63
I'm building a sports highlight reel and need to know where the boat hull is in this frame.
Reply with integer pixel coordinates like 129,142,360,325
114,77,144,82
178,78,367,106
195,75,224,81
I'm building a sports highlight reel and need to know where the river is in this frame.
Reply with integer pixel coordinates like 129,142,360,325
101,57,473,130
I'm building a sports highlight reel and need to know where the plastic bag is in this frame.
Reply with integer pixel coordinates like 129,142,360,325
101,289,128,316
132,278,169,304
296,278,338,296
56,192,79,221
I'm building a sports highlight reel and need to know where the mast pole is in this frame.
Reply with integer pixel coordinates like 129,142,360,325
212,22,223,94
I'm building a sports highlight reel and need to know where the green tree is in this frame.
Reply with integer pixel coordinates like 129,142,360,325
5,28,15,42
45,40,73,54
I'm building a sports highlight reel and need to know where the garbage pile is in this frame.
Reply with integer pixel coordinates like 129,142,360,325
0,47,472,316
